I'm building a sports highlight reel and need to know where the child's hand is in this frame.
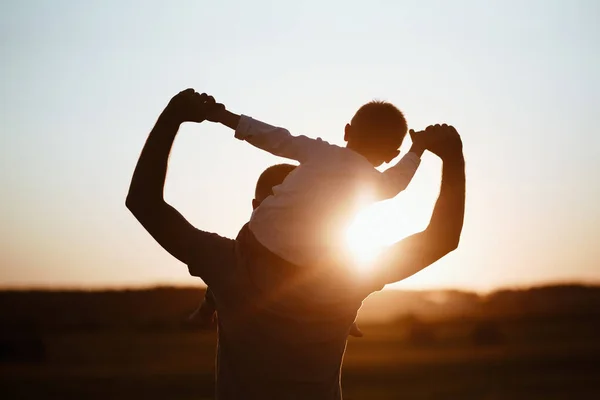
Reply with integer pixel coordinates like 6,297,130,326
205,101,227,123
408,129,427,156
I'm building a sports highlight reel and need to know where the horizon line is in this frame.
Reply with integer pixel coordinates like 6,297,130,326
1,279,599,295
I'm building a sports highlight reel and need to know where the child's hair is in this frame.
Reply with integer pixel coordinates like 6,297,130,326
351,100,407,145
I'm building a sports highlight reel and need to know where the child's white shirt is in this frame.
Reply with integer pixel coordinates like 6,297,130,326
235,115,421,268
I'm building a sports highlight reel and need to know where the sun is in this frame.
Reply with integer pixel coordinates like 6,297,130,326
345,220,383,270
345,203,397,272
344,187,432,274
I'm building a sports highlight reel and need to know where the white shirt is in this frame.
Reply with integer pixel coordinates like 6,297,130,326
235,115,421,268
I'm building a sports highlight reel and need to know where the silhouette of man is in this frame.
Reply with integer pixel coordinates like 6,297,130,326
188,163,365,337
126,89,465,399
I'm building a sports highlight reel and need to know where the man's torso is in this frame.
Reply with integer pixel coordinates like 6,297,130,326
190,225,382,399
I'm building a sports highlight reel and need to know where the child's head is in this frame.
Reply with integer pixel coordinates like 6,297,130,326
344,101,408,166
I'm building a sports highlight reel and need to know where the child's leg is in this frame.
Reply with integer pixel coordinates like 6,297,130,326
203,287,216,311
348,321,363,338
189,287,217,328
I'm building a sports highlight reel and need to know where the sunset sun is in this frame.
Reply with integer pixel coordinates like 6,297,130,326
346,217,384,270
345,203,399,271
344,195,428,273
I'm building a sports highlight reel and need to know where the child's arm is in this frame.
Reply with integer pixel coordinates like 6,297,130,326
215,108,328,163
377,131,425,199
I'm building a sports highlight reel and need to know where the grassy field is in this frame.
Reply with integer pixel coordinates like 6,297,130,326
2,321,599,399
2,286,600,399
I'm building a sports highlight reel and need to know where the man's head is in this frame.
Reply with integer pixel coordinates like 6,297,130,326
252,163,297,210
344,101,408,167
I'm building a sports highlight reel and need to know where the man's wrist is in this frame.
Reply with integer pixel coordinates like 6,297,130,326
158,111,183,128
441,151,465,167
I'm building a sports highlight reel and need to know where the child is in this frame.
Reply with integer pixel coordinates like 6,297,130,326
193,99,423,333
208,99,424,272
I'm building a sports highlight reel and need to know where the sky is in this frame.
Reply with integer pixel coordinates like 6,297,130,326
1,0,599,292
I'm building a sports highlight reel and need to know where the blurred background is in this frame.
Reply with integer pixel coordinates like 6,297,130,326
1,286,599,399
1,0,599,398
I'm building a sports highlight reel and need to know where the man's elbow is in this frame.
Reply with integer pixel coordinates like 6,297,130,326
125,193,141,213
446,236,461,253
126,191,168,220
438,235,461,256
428,230,461,260
125,193,156,218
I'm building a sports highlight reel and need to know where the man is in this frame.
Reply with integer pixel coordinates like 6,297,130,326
126,89,465,399
188,163,365,337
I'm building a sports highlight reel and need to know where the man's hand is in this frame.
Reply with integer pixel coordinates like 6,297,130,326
161,89,218,125
410,124,463,160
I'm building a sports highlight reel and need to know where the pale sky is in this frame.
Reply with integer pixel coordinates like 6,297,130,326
1,0,599,291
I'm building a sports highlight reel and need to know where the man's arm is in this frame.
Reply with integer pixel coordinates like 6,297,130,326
215,109,328,163
373,125,465,285
126,89,212,264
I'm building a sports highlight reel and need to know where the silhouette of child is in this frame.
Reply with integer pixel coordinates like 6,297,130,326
192,98,424,334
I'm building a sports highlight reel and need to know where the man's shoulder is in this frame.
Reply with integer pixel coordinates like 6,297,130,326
186,227,241,285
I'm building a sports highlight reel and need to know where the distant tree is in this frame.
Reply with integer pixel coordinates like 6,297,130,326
471,321,505,346
407,318,436,346
0,328,45,363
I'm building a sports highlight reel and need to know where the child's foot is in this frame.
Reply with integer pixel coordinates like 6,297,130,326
348,322,363,338
188,303,217,330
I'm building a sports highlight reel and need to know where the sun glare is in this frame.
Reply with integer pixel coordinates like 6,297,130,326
345,205,392,272
345,196,425,274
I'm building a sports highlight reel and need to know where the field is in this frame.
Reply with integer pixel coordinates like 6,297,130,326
1,286,600,399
